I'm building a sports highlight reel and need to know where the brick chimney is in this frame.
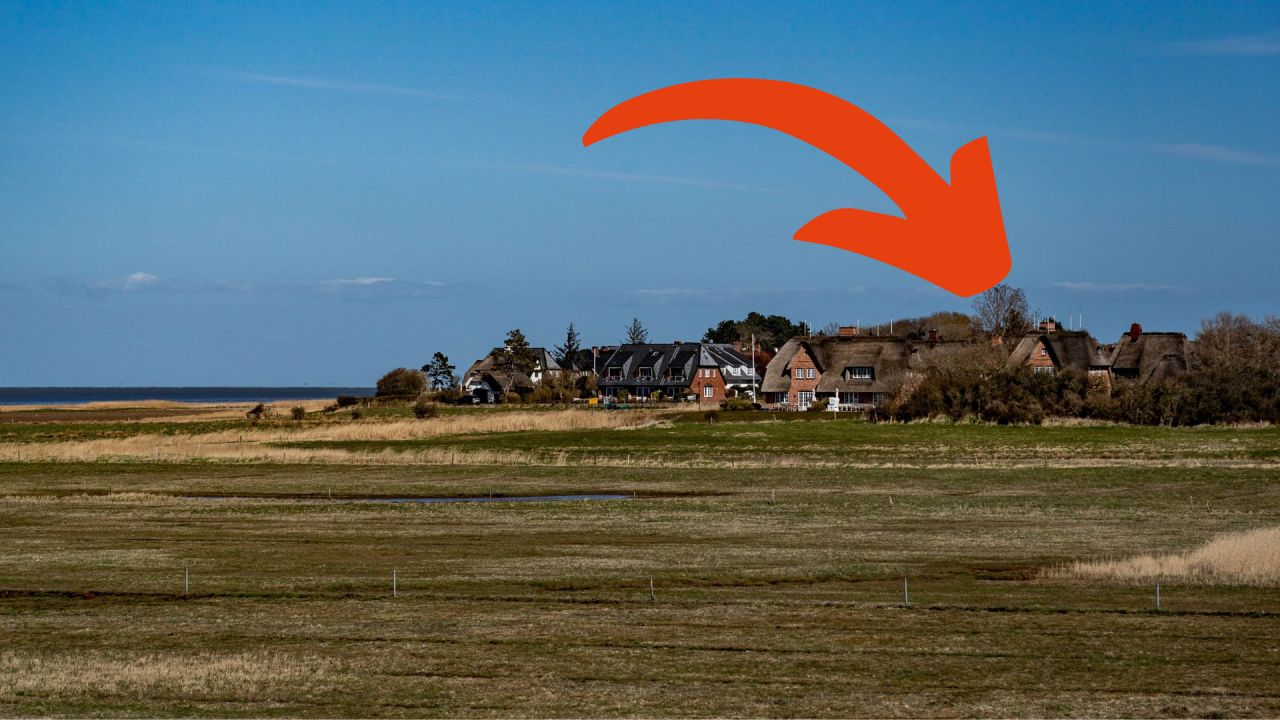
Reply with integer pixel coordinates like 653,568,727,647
927,329,940,343
838,326,858,337
673,341,682,345
1040,319,1057,333
1129,323,1142,341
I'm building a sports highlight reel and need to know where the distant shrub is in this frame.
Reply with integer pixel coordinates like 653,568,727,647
350,409,363,420
528,386,557,404
413,397,438,419
722,396,752,411
807,398,829,412
704,409,719,424
431,388,464,404
376,368,426,398
336,396,363,408
246,403,266,419
291,405,306,421
500,392,522,404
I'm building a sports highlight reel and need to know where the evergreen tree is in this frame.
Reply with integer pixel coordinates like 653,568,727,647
624,318,649,344
493,329,539,398
422,352,456,390
554,322,582,370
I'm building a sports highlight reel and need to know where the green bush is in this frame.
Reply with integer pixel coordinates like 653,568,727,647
350,409,362,420
722,396,752,411
500,392,522,404
807,398,829,412
291,405,306,421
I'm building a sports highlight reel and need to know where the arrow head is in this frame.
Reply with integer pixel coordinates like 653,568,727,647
794,137,1009,297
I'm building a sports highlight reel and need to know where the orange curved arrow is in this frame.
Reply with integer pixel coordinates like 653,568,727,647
582,78,1010,297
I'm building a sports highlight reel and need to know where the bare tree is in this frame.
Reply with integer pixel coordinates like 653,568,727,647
971,284,1031,339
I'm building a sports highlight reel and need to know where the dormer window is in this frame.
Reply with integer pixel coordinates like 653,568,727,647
638,367,654,380
606,367,623,380
847,366,873,380
668,369,684,381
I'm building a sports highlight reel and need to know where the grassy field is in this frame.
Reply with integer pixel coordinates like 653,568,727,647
1,405,1278,717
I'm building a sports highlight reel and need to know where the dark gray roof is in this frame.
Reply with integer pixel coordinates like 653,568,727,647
597,343,760,388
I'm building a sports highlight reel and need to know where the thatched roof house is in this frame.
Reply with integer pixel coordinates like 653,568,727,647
1007,330,1110,376
761,334,916,409
1109,324,1191,382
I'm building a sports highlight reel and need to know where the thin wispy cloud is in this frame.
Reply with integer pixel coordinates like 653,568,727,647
894,118,1277,170
1153,144,1280,168
1175,32,1280,56
470,161,792,194
215,71,473,101
1054,282,1179,293
49,274,453,302
631,286,869,306
289,277,451,302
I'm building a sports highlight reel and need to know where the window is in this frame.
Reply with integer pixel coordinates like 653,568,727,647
1034,366,1055,375
669,370,683,381
638,367,653,380
797,391,814,407
703,385,714,398
606,368,622,380
847,366,873,380
806,368,816,379
1039,347,1047,356
794,369,801,379
637,387,652,398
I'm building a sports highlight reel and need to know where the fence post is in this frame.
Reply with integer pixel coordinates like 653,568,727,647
1156,583,1160,610
903,578,909,606
650,577,655,602
184,566,189,596
393,569,398,598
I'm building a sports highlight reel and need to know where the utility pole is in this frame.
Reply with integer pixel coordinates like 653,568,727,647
750,333,757,402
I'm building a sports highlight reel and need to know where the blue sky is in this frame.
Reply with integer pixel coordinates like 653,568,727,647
1,1,1277,386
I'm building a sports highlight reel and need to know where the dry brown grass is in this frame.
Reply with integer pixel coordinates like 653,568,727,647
1051,526,1280,586
0,410,670,466
0,651,332,703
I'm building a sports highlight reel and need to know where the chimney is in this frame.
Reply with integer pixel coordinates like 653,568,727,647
1129,323,1142,341
838,326,858,337
1040,318,1057,333
927,329,940,343
673,340,682,345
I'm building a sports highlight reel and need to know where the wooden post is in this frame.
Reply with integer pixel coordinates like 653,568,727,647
1156,583,1160,611
184,566,189,596
393,570,398,598
903,578,909,606
650,577,655,602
